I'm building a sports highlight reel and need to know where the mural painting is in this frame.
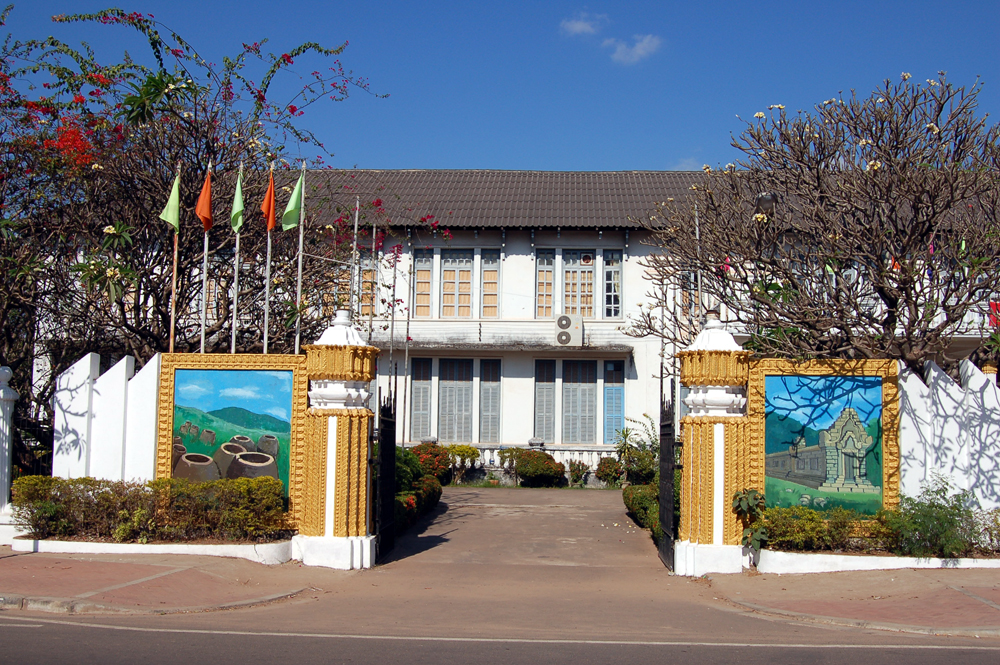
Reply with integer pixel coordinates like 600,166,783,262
764,374,883,515
171,369,293,496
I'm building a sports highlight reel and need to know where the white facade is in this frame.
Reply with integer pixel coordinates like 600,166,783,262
369,227,672,449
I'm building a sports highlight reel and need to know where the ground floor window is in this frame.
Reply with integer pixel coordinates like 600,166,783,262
534,359,556,443
562,360,597,444
604,360,624,443
411,358,432,440
480,359,501,443
438,359,473,442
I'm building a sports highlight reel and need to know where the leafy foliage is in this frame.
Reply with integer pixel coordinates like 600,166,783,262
873,476,979,558
411,441,451,484
622,483,663,543
595,456,623,486
514,449,565,488
567,459,590,486
394,474,442,535
11,475,289,542
445,444,480,483
732,488,768,552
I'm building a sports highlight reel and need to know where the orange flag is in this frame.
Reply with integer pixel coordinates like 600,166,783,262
195,164,213,231
261,169,276,231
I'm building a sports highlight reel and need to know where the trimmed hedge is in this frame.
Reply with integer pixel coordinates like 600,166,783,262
514,449,565,487
394,473,442,534
623,483,663,543
11,475,289,543
595,457,622,486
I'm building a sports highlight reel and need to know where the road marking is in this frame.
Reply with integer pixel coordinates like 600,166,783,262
0,615,996,650
0,623,42,628
76,567,190,599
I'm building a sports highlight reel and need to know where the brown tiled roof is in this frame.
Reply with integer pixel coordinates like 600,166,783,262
311,169,701,228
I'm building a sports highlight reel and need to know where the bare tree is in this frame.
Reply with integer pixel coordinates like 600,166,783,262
632,73,1000,373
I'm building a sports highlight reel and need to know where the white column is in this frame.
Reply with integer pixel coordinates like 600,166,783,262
713,422,726,545
0,367,19,514
123,354,162,481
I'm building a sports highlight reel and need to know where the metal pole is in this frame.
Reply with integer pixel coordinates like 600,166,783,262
231,231,240,353
169,162,181,354
294,161,306,355
200,229,209,353
264,229,272,354
367,215,377,343
695,203,703,323
400,247,414,443
350,196,360,316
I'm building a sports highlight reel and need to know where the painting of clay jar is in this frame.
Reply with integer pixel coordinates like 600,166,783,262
172,369,292,496
226,451,279,480
173,453,222,482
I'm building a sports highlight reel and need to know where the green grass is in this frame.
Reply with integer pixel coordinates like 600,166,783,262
173,404,290,495
765,476,882,515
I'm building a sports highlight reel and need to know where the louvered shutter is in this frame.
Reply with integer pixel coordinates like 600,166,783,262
411,358,432,440
534,360,555,442
604,360,624,443
439,359,473,442
480,360,501,443
563,361,597,443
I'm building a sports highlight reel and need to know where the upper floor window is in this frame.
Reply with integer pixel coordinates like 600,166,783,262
414,249,432,318
536,250,555,318
563,250,595,318
604,250,622,318
440,249,473,318
481,250,500,318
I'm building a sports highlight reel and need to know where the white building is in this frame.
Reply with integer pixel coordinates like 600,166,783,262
334,170,700,463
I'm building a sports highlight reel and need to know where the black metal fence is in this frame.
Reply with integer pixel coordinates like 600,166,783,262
374,395,396,562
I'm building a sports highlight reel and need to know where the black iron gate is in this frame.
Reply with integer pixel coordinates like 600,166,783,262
374,395,396,562
658,397,677,569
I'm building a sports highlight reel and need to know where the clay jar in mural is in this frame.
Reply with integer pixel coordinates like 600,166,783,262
227,452,279,481
172,440,187,472
256,434,280,459
212,442,247,478
174,453,222,482
229,435,256,453
200,429,216,446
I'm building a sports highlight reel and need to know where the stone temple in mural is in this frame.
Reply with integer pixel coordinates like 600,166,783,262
765,408,879,493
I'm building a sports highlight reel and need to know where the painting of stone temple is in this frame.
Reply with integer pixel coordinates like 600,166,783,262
764,375,883,515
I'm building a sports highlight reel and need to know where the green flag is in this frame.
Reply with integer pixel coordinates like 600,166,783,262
281,171,304,231
159,172,181,232
231,171,245,233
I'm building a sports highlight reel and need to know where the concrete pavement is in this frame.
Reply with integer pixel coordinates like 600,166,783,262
1,487,999,641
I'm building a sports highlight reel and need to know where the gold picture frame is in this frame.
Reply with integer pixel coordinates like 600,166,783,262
156,353,309,527
747,358,899,511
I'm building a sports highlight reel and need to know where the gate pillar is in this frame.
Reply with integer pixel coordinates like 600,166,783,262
673,312,752,576
292,310,379,570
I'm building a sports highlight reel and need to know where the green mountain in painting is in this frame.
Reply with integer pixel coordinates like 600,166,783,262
208,406,290,433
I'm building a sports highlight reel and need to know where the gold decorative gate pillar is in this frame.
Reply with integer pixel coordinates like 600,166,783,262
674,312,752,576
292,310,379,570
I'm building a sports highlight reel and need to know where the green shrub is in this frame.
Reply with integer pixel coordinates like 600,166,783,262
826,506,860,550
622,483,663,542
625,449,656,485
411,441,452,484
874,476,978,558
595,456,622,486
445,444,481,483
396,446,423,492
394,474,442,535
12,476,289,543
568,460,590,486
515,450,565,487
764,506,828,551
498,447,525,483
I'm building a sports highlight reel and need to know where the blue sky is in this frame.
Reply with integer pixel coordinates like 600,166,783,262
174,369,293,422
765,375,882,431
10,1,1000,170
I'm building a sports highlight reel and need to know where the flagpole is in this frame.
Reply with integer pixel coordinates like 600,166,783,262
231,163,244,354
169,162,181,354
350,196,360,315
264,163,274,355
294,161,306,355
199,160,213,354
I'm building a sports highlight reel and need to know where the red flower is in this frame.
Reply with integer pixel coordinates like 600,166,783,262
372,198,382,207
287,104,298,115
73,94,86,104
281,53,294,65
170,48,184,57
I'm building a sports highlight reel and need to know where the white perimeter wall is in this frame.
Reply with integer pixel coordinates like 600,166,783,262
52,353,161,482
899,359,1000,508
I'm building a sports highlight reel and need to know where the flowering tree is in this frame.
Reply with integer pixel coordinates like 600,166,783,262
632,73,1000,373
0,7,419,474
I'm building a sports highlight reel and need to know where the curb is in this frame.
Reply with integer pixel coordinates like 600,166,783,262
0,588,307,616
730,599,1000,638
